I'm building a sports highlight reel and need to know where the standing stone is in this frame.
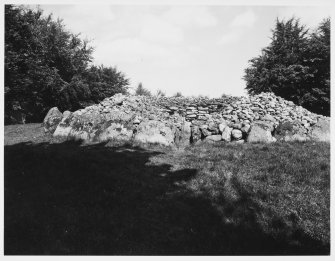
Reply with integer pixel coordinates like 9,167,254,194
134,120,174,146
247,121,276,143
43,107,63,134
178,121,192,146
221,127,232,142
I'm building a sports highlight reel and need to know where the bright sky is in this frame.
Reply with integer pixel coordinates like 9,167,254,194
34,4,330,97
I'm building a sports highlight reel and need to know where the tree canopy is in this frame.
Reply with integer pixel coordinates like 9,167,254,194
244,17,330,116
5,5,129,124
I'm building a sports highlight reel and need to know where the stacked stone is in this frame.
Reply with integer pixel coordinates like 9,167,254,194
150,92,329,143
185,106,198,121
155,92,325,136
48,92,330,145
102,93,328,144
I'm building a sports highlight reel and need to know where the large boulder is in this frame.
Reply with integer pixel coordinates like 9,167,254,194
284,134,310,142
53,111,73,137
134,120,175,146
247,121,276,143
53,108,105,140
54,105,136,141
204,135,222,143
308,118,330,142
275,121,309,142
51,95,187,146
97,122,133,142
43,107,63,133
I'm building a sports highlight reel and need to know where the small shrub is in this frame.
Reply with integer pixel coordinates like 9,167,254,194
173,92,183,97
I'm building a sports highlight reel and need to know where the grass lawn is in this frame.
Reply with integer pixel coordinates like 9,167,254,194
4,123,330,255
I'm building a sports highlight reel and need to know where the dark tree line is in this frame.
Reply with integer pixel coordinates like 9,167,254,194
5,5,129,124
244,17,330,116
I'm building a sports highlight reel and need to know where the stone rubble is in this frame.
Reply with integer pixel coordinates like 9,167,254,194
46,92,330,146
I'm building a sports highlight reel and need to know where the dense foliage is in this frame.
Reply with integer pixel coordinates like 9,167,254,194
5,5,129,124
244,18,330,116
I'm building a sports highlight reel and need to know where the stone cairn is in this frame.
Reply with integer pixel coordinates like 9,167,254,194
44,92,330,146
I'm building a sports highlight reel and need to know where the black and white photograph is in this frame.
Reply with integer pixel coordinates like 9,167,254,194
2,0,332,256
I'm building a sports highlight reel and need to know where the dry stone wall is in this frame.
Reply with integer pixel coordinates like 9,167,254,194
45,92,330,146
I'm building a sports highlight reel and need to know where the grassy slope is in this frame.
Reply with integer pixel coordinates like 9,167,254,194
4,124,330,255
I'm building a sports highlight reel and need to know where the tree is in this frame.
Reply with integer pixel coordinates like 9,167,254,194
5,5,130,123
172,92,183,97
302,18,330,115
5,5,93,122
135,82,151,96
244,17,330,116
83,65,129,102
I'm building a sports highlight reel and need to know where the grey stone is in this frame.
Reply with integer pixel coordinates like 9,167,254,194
241,124,251,134
232,129,243,140
205,135,222,142
232,123,243,130
221,127,232,142
43,107,63,134
175,121,191,146
262,114,276,122
247,121,276,143
308,118,330,142
218,122,228,133
191,125,201,143
201,128,211,137
233,139,245,144
134,120,174,146
208,122,218,131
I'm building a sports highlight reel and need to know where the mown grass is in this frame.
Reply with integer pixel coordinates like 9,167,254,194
4,124,330,255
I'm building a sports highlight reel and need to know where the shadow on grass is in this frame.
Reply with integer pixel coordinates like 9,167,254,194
4,140,329,255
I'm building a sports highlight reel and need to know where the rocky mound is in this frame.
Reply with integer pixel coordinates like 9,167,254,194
44,92,330,146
